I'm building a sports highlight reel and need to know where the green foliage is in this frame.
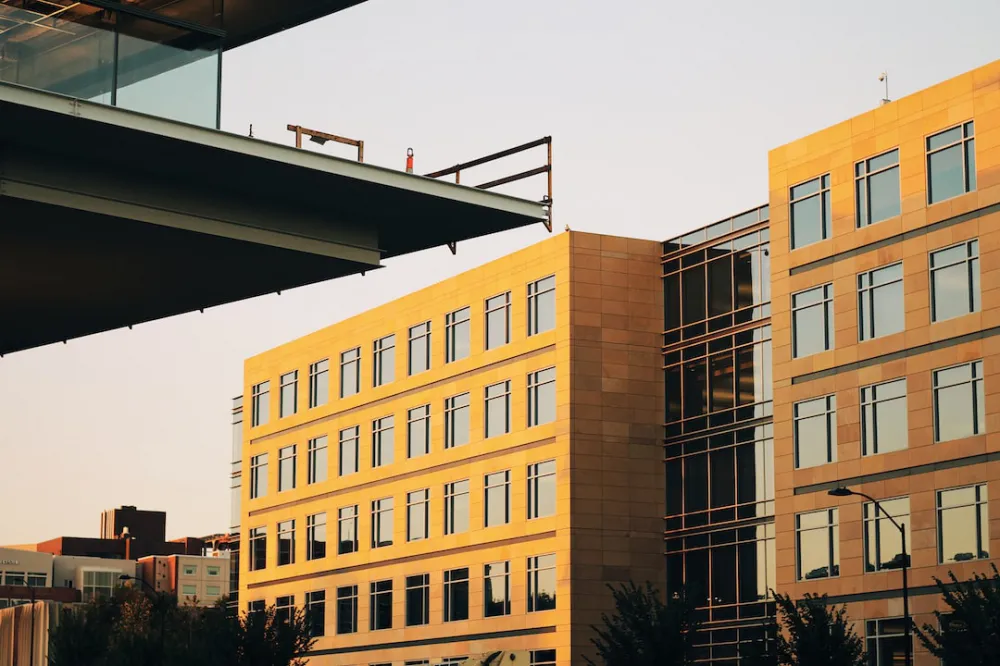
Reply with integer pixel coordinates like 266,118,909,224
585,581,698,666
772,592,865,666
914,564,1000,666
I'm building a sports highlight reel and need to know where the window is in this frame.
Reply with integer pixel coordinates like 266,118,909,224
407,405,431,458
249,526,267,571
180,584,197,596
182,564,197,576
528,460,556,519
793,395,836,469
277,519,295,566
280,371,298,418
372,497,394,549
309,359,329,408
527,554,557,612
206,566,220,577
307,512,327,561
445,480,470,535
485,380,511,438
340,347,360,398
484,561,511,617
339,426,359,476
933,360,985,442
247,600,265,615
275,595,295,624
930,240,980,322
372,416,395,467
528,367,556,426
856,149,901,227
485,470,511,527
866,618,910,666
307,435,328,484
858,263,904,341
338,505,358,554
336,585,358,634
528,275,556,335
861,379,907,456
444,568,470,622
445,393,470,448
306,590,326,637
864,497,910,572
251,380,269,427
373,334,396,387
937,485,990,563
927,122,976,204
405,574,430,626
789,174,831,249
530,650,557,666
370,580,393,630
4,572,25,586
206,585,220,596
485,292,511,349
278,445,296,492
250,454,268,499
446,307,471,363
796,508,839,580
407,489,430,542
26,573,46,587
82,571,116,602
792,284,833,358
408,322,431,375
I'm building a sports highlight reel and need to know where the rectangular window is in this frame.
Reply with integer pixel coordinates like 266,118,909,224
336,585,358,634
485,380,511,438
405,574,430,626
793,395,836,469
250,453,268,499
372,416,395,467
340,347,360,398
930,240,980,322
789,174,831,249
247,600,265,615
4,572,25,586
206,566,219,577
338,505,358,555
445,480,470,535
278,445,296,492
372,497,394,549
530,651,557,666
937,485,989,563
277,519,295,566
445,393,470,448
407,489,430,542
407,405,431,458
855,149,901,227
858,263,904,341
373,334,396,387
249,526,267,571
792,284,834,358
485,470,511,527
275,595,294,624
306,590,326,637
309,359,329,408
307,435,328,484
527,554,557,612
861,379,907,456
307,512,327,561
484,561,511,617
370,580,393,630
444,568,470,622
796,508,839,580
180,584,197,596
182,564,197,576
927,122,976,204
528,460,556,519
339,426,359,476
933,360,985,442
864,497,910,573
280,371,298,418
81,571,116,602
446,307,471,363
865,618,909,666
485,292,511,350
408,322,431,375
528,275,556,335
251,380,270,426
206,585,220,596
527,367,556,426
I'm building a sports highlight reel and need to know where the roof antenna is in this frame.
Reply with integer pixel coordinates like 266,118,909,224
248,123,254,138
879,71,890,106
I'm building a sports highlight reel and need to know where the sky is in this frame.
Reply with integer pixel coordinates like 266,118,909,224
2,0,999,544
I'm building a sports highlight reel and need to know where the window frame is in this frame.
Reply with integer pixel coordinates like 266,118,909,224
408,321,432,375
406,488,430,542
306,590,326,637
279,370,298,418
484,561,511,617
307,435,328,484
308,359,329,409
337,505,359,555
861,378,908,456
932,360,985,443
789,173,831,250
795,508,839,581
527,275,556,336
248,526,267,571
407,404,431,459
251,380,270,427
792,395,836,470
855,148,901,227
527,554,557,612
929,239,980,323
485,291,512,350
372,415,395,468
249,453,268,499
865,617,910,666
369,580,393,631
373,334,396,387
791,283,834,358
527,367,556,427
339,347,361,398
527,460,556,519
443,567,470,622
339,426,359,476
445,479,470,535
484,470,511,528
336,585,358,634
278,444,296,492
863,497,910,573
926,121,976,205
485,380,511,438
446,306,471,363
277,519,295,566
936,484,990,564
306,512,327,561
857,263,904,342
405,573,430,627
371,497,394,549
445,392,470,449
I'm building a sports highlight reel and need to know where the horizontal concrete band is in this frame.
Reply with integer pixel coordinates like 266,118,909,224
794,452,1000,496
305,625,556,656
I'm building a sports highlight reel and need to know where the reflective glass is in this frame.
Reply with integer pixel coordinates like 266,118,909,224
868,167,901,224
794,396,835,469
928,144,965,203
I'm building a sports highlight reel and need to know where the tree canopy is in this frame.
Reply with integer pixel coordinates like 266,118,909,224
914,565,1000,666
772,592,865,666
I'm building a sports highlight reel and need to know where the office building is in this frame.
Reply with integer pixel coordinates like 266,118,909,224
138,554,232,607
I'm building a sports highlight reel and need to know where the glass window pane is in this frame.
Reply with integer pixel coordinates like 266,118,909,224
791,195,824,248
682,267,706,325
868,166,901,224
928,127,962,151
932,263,972,322
935,382,976,442
928,144,965,204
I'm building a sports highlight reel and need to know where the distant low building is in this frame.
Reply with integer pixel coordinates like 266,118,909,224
138,554,231,607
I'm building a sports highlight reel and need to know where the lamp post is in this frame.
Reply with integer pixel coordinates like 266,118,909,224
828,486,910,666
120,574,166,663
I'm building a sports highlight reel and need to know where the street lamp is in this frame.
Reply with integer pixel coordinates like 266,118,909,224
828,486,911,666
120,574,166,662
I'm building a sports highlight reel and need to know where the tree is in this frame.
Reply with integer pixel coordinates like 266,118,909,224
914,565,1000,666
585,581,698,666
772,592,865,666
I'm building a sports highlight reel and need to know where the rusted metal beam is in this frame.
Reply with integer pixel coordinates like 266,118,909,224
475,165,550,191
424,136,551,178
286,124,364,162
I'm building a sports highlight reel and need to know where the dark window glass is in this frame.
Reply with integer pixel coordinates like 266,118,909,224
484,561,511,617
371,497,394,549
338,505,358,554
369,580,393,631
250,453,268,499
527,554,556,612
665,273,681,331
796,509,839,580
682,265,706,325
709,448,736,509
866,618,910,666
528,367,557,426
938,485,990,563
306,513,326,561
277,520,295,566
708,257,733,317
864,498,910,572
709,352,735,413
249,526,266,571
275,596,294,624
306,590,325,637
444,568,469,622
251,381,269,427
405,574,430,626
278,445,296,492
336,586,357,634
930,240,980,322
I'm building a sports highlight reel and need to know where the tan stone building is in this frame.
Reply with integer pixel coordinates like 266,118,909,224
138,554,231,607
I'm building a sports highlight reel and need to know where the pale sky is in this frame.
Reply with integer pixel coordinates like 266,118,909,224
2,0,999,544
